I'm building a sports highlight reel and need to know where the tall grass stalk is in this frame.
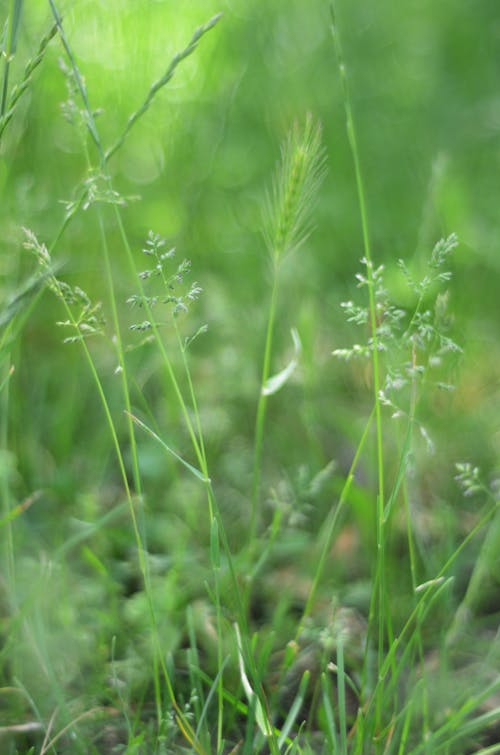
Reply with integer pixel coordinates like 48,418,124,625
298,405,375,636
1,0,23,117
329,2,390,731
1,360,15,592
251,115,325,539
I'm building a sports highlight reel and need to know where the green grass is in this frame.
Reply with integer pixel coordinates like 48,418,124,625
1,1,499,753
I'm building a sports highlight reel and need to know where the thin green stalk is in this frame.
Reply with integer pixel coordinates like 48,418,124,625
251,115,325,539
298,404,375,638
0,2,26,595
79,129,144,502
48,0,104,159
174,321,227,746
174,322,212,516
329,1,386,728
251,272,279,539
0,20,57,141
96,213,143,496
403,346,430,741
52,285,134,510
113,209,204,471
209,519,224,752
337,640,348,754
1,0,23,117
363,498,500,720
402,465,431,744
1,360,15,592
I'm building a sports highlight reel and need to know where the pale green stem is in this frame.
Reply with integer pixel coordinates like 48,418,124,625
330,3,386,725
251,268,279,539
1,0,23,117
298,404,376,638
1,361,15,591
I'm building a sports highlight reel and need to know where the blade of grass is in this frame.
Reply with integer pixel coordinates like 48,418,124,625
299,404,375,638
126,411,210,483
336,640,348,754
409,679,500,754
195,657,230,744
277,669,310,749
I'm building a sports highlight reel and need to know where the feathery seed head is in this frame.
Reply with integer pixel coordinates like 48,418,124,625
264,114,326,264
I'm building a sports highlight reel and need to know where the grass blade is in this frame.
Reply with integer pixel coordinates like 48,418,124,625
336,640,348,754
321,671,339,752
125,411,210,483
277,669,310,748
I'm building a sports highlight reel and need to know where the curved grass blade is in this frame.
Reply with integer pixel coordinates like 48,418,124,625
234,623,274,740
262,327,301,397
125,411,210,483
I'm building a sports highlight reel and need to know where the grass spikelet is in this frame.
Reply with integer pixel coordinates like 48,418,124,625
105,13,223,163
0,22,57,141
264,114,326,265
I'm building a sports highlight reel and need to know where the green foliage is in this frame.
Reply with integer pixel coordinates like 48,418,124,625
0,0,499,753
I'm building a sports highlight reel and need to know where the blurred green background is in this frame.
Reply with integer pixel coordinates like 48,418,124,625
1,0,499,730
3,1,498,495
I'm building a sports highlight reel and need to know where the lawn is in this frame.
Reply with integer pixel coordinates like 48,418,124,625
1,1,499,753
